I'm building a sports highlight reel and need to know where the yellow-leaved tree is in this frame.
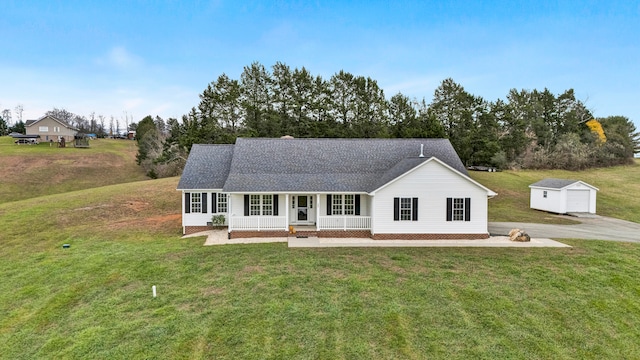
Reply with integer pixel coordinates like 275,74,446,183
586,119,606,144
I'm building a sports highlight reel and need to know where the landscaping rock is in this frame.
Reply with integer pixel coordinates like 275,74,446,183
509,228,531,242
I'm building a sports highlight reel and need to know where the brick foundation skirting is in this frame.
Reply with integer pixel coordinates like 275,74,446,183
371,233,490,240
184,225,214,235
224,230,489,240
317,230,373,238
230,230,289,239
184,225,228,235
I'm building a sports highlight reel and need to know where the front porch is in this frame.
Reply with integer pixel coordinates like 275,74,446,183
228,215,372,233
227,193,372,237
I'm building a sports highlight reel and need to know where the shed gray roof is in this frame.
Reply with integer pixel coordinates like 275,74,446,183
529,178,581,189
176,144,234,190
179,137,464,193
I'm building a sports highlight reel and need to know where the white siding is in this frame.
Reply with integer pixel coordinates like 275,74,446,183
530,188,564,213
227,193,287,217
371,161,489,235
530,182,597,214
182,190,228,226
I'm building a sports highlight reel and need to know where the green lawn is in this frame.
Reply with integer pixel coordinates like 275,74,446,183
470,160,640,224
2,178,640,359
0,136,147,204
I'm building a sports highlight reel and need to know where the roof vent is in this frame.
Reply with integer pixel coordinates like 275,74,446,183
280,135,294,139
419,144,425,158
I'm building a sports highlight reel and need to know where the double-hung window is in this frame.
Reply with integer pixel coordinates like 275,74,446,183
446,197,471,222
327,194,361,216
217,193,227,213
262,195,273,216
344,195,355,215
184,192,207,214
249,194,273,216
250,195,261,215
452,198,465,221
393,197,418,221
332,195,343,215
400,198,412,220
191,193,202,213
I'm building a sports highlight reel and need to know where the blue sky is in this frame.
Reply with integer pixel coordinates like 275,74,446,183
1,1,639,129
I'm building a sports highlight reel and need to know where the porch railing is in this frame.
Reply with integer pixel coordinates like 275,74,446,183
229,216,287,231
318,216,371,230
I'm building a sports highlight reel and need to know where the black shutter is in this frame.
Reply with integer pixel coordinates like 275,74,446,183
355,195,361,215
465,198,471,222
184,192,191,213
202,192,207,213
393,197,400,221
273,194,279,216
326,194,332,215
446,198,452,221
212,193,217,213
412,197,419,221
244,195,250,216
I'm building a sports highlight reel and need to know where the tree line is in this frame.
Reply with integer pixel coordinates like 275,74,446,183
134,61,638,178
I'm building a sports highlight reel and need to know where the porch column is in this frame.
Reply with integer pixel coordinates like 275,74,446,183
285,194,289,231
228,194,232,233
317,194,321,229
369,194,374,235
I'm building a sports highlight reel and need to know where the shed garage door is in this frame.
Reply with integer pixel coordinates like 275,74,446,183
567,190,590,212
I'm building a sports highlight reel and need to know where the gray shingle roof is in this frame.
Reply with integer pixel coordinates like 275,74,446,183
176,144,234,190
177,138,469,192
214,138,466,192
529,178,580,189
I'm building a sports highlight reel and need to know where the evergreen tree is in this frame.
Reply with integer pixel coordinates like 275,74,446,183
388,93,417,138
0,117,8,136
240,62,272,137
10,120,26,135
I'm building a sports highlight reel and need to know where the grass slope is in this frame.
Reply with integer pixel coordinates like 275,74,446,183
470,160,640,224
2,178,640,359
0,136,147,204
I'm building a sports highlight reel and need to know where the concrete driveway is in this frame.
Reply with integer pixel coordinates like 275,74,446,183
489,215,640,243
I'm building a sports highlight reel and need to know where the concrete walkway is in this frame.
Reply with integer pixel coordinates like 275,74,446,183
288,236,570,248
184,230,569,248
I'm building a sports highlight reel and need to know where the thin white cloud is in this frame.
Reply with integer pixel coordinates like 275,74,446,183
96,46,143,69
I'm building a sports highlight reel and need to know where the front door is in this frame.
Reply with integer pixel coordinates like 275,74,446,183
297,196,308,221
291,195,315,225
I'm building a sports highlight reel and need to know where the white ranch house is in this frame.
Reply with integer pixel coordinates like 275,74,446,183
529,179,598,214
177,138,497,240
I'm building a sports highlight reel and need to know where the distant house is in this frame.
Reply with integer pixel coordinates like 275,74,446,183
177,138,497,240
25,115,78,143
529,179,598,214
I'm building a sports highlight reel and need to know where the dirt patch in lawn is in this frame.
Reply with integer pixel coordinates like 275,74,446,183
0,150,147,204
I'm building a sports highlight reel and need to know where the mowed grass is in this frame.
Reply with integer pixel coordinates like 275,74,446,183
0,136,147,204
470,160,640,224
2,178,640,358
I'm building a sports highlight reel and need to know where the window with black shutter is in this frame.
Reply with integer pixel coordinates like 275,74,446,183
447,197,471,222
394,197,417,221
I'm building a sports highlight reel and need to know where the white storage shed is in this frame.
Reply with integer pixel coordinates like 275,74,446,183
529,179,598,214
